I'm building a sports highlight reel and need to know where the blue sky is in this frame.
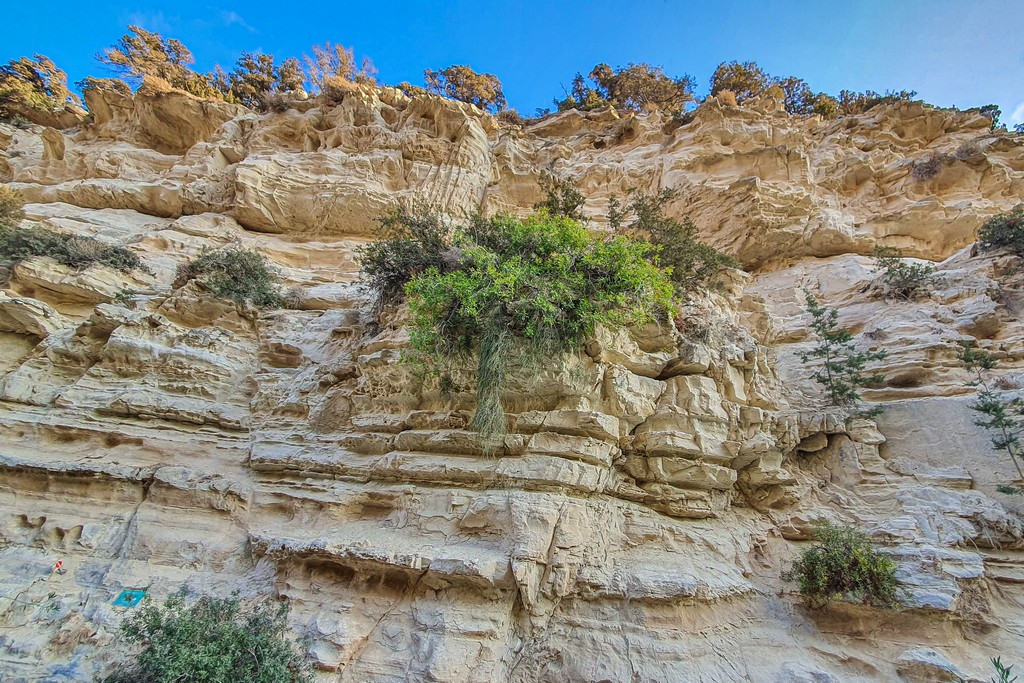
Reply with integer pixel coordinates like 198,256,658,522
4,1,1023,125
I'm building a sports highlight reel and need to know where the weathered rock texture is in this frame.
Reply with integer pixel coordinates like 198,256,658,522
1,83,1023,682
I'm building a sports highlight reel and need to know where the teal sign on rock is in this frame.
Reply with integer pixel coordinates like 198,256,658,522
113,589,146,607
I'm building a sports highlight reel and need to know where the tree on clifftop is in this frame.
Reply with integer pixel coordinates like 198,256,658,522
556,63,695,115
709,61,773,104
99,25,219,98
424,65,507,112
213,52,304,110
0,54,82,120
302,42,377,91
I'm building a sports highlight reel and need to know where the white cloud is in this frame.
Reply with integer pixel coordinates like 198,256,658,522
1010,101,1024,126
220,10,257,33
125,11,174,33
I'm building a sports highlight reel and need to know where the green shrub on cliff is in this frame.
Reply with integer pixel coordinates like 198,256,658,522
782,520,900,609
555,62,695,115
175,248,283,308
978,205,1024,259
800,289,887,413
102,593,310,683
0,188,145,273
533,172,586,221
357,206,455,307
957,340,1024,492
608,187,738,296
871,245,935,299
361,207,675,453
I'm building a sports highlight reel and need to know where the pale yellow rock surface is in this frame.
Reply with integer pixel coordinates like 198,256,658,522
0,84,1023,682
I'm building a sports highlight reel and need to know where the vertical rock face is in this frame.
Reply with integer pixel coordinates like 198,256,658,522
1,84,1023,681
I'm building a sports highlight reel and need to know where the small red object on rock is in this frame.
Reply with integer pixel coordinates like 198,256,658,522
52,560,65,575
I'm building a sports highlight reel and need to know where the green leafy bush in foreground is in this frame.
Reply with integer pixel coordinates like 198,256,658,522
0,187,144,273
782,520,900,609
102,593,309,683
175,248,283,308
362,208,676,453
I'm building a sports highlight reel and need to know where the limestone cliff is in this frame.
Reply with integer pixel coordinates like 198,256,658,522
1,83,1023,682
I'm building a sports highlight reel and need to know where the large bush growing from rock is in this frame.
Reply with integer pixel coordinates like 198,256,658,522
782,520,900,609
361,208,675,453
871,245,935,300
100,25,220,99
102,593,309,683
608,188,738,296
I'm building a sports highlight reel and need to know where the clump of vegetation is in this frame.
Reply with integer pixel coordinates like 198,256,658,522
423,65,507,112
912,152,955,181
0,187,25,226
302,42,376,93
556,63,695,115
680,59,924,121
0,228,146,273
872,245,935,300
102,593,309,683
775,76,838,118
957,341,1024,492
609,188,738,296
362,208,675,453
976,104,1002,130
709,61,838,118
0,54,82,122
494,108,526,127
714,89,739,107
782,520,901,610
100,27,376,111
978,205,1024,259
175,248,283,308
705,61,918,119
838,89,918,115
211,52,305,111
0,188,144,273
114,288,137,305
709,61,773,104
533,172,586,221
954,139,985,162
800,289,887,413
357,207,455,307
